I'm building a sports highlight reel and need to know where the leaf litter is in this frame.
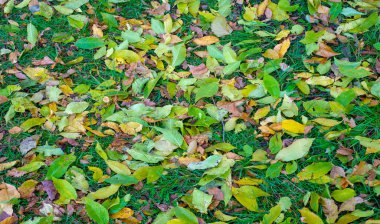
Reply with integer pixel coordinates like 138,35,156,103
0,0,379,223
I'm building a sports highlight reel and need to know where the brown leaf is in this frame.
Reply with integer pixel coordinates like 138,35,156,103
8,127,22,135
0,96,8,105
330,166,345,178
92,24,103,38
18,180,38,198
41,180,57,201
193,36,220,46
32,56,55,66
207,187,224,201
189,63,209,76
19,136,39,155
315,43,340,58
0,183,20,214
321,198,338,223
339,197,364,212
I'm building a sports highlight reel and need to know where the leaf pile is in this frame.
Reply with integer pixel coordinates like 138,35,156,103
0,0,380,223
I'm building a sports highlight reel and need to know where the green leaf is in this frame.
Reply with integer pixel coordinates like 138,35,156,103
75,37,105,49
262,205,281,224
192,189,213,214
27,23,38,46
64,0,89,10
232,186,269,211
46,154,76,180
105,174,138,185
127,148,164,163
65,166,89,192
263,74,280,98
133,166,164,183
173,207,198,224
101,12,118,28
297,162,333,181
64,101,89,114
195,82,219,102
188,155,222,170
68,14,88,29
207,45,224,60
154,127,184,147
151,18,165,34
334,58,372,78
269,133,282,154
335,89,356,106
172,43,186,67
20,118,46,131
371,82,380,98
300,30,325,44
205,143,236,152
85,197,109,224
266,162,283,178
18,161,45,172
331,188,356,202
34,2,54,19
52,177,77,204
222,45,237,64
275,138,314,161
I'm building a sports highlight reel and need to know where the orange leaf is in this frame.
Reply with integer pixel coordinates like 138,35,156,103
193,36,220,46
315,43,339,58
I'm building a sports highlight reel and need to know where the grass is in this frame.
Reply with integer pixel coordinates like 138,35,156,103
1,0,380,222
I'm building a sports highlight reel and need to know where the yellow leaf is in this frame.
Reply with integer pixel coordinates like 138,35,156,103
106,160,131,175
282,119,305,134
22,67,52,84
18,179,38,198
167,219,187,224
193,36,219,46
254,106,271,120
275,30,290,41
119,121,143,135
92,24,103,37
257,0,269,16
112,50,141,63
214,210,237,221
88,166,103,181
306,76,334,86
88,184,120,199
110,207,134,219
85,126,106,137
312,118,341,127
0,161,18,172
243,6,257,21
263,49,279,59
278,38,290,58
299,207,324,224
0,216,18,224
234,177,263,186
336,213,360,224
120,122,143,135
